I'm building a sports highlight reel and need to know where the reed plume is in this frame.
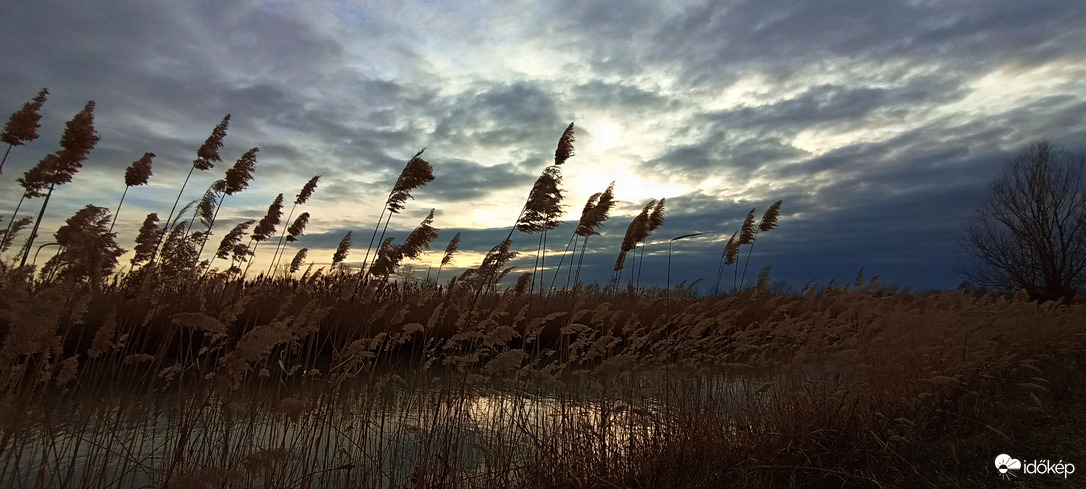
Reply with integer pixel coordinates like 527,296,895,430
515,272,532,295
1,167,51,253
435,232,460,283
130,213,161,266
0,217,32,254
369,209,438,280
725,231,740,265
610,200,654,289
295,175,321,205
153,114,229,266
760,200,782,232
387,149,434,214
551,181,616,290
269,176,320,274
289,248,308,274
757,265,772,291
648,198,666,233
368,238,401,279
554,122,575,165
738,208,756,245
361,150,432,274
285,213,310,242
124,152,155,187
332,231,352,268
467,239,517,298
401,209,438,259
194,115,230,171
42,205,123,284
741,200,783,290
239,193,284,276
441,232,460,267
251,194,284,242
216,220,255,260
713,230,738,294
195,180,225,230
576,182,616,237
198,148,259,258
21,101,100,267
634,198,666,286
224,147,258,195
1,88,48,174
614,201,654,276
109,152,156,234
516,165,564,234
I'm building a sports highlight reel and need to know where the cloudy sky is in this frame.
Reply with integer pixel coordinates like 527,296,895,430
2,0,1086,292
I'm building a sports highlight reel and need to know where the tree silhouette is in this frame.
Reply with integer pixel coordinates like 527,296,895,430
959,141,1086,302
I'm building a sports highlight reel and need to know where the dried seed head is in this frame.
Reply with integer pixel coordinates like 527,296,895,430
739,208,756,245
760,200,782,232
131,213,161,266
286,212,310,242
1,88,48,147
194,115,230,171
289,248,308,274
441,232,461,267
216,220,255,260
295,175,320,205
251,194,284,242
224,147,258,195
332,231,352,266
554,122,575,165
388,149,434,214
124,152,155,187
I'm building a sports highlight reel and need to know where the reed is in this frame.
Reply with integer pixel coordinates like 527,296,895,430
20,101,100,267
0,88,47,174
150,115,229,266
110,152,155,234
269,175,320,275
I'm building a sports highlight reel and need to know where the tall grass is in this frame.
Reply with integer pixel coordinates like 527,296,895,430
0,88,48,174
1,269,1083,488
2,106,1082,488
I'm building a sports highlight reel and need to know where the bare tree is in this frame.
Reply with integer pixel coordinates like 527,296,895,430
959,141,1086,302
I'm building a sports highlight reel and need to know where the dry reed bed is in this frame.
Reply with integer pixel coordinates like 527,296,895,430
1,270,1084,488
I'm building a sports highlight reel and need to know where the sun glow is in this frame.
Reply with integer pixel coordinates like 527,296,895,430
589,118,622,153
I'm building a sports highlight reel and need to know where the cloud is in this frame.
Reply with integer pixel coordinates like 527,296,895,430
3,0,1086,290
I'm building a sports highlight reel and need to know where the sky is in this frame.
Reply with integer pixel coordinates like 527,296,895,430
2,0,1086,293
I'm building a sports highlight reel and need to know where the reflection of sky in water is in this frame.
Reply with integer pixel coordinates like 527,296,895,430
9,372,764,488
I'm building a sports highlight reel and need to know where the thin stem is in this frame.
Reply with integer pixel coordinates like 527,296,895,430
0,144,12,174
108,186,130,234
574,235,589,286
20,182,56,267
360,198,391,275
268,203,298,275
740,229,761,290
197,193,227,262
150,165,196,266
1,192,28,253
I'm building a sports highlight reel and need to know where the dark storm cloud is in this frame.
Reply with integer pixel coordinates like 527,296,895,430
569,81,670,110
705,79,967,135
428,159,535,202
429,82,568,159
3,1,1086,291
642,136,808,183
643,0,1086,82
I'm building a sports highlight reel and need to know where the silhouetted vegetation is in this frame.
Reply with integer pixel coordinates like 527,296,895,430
1,98,1082,489
960,141,1086,303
